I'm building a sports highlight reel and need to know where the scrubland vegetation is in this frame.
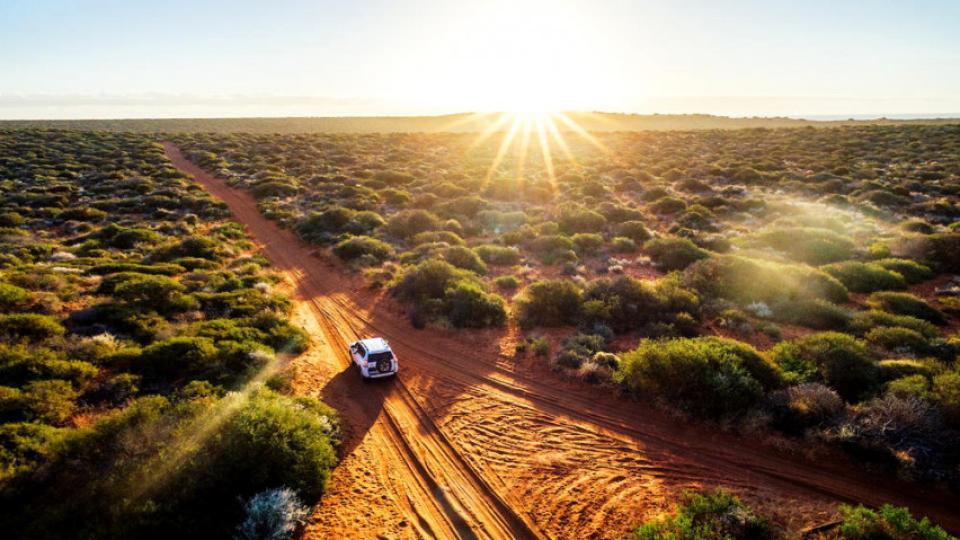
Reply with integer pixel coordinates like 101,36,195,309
0,130,338,538
174,123,960,510
635,489,953,540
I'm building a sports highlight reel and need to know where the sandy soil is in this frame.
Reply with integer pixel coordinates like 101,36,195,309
162,143,960,539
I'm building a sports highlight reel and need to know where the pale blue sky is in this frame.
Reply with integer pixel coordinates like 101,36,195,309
1,0,958,118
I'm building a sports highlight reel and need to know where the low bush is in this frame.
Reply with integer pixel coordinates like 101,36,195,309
393,259,505,328
0,314,65,344
634,489,773,540
384,209,443,239
755,227,855,265
581,275,700,333
0,283,29,311
619,337,782,418
558,206,607,234
0,388,338,539
766,383,845,434
644,237,709,271
150,236,221,262
770,332,878,402
892,233,960,273
332,236,394,265
778,298,851,330
821,261,907,293
649,196,687,215
235,487,309,540
873,258,933,284
515,280,582,328
867,292,946,325
849,310,938,339
473,244,521,265
572,233,604,256
493,275,519,290
442,246,488,274
865,327,930,354
837,503,953,540
685,255,849,307
137,336,219,382
611,236,638,253
615,221,651,242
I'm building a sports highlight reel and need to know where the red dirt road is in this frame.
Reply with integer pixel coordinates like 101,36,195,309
162,142,960,539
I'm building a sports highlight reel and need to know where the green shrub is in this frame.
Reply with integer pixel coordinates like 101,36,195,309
644,237,709,271
850,310,938,339
393,259,505,328
442,245,487,274
619,337,782,418
779,298,851,330
611,236,638,253
410,230,464,246
581,276,699,333
0,345,97,386
837,503,952,540
332,235,394,265
878,359,943,382
867,292,946,325
0,422,66,479
892,233,960,273
0,314,65,344
821,261,907,293
558,206,606,234
527,234,576,264
515,280,582,328
755,227,854,264
766,383,844,433
138,336,219,382
493,275,519,290
385,209,442,239
572,233,604,255
685,255,849,306
873,258,933,284
615,220,651,242
150,236,220,261
0,283,29,311
443,281,506,328
634,489,773,540
296,206,384,243
770,332,878,402
0,389,338,539
112,274,193,314
932,370,960,426
866,327,930,354
18,380,78,425
649,196,687,214
473,244,521,265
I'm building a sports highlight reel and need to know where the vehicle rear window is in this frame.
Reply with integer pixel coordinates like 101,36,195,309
369,351,393,362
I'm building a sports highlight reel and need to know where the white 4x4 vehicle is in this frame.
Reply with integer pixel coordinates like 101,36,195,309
349,337,398,379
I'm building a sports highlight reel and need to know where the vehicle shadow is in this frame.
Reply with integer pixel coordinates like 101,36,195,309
320,364,390,458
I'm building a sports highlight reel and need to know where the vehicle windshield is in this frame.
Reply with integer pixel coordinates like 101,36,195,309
369,351,393,362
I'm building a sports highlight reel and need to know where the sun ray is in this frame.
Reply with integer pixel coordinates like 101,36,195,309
484,114,522,184
552,111,611,155
433,111,498,133
468,111,515,151
515,114,533,180
543,113,576,164
535,115,557,189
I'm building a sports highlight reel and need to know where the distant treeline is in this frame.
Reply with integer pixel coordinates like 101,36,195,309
2,112,958,133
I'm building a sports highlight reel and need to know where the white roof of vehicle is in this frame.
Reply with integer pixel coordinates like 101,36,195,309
359,337,391,353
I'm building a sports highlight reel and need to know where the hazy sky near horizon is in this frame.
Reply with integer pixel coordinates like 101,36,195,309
2,0,959,119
